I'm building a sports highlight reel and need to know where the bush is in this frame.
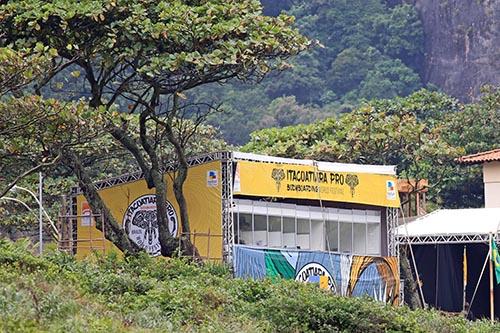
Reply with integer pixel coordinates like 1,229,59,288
0,239,498,332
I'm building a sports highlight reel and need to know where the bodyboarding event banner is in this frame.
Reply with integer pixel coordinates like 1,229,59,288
233,160,400,208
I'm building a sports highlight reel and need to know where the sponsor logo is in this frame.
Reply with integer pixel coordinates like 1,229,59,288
271,168,285,191
345,174,359,197
207,170,218,187
123,195,178,256
81,202,92,226
295,262,336,292
386,180,397,200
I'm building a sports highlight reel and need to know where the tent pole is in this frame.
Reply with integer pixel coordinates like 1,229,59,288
462,245,467,314
467,244,490,319
435,244,439,307
489,233,494,323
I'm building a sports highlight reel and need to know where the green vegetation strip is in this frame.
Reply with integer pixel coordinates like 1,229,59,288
0,239,498,332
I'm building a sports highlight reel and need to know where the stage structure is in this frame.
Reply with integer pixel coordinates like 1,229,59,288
396,208,500,319
66,152,401,304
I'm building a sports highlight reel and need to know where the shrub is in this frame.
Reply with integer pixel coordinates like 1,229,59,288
0,239,499,332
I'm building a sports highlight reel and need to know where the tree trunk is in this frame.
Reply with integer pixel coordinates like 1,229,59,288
164,122,198,257
62,149,139,254
400,245,423,309
151,169,178,256
108,124,177,256
173,166,189,235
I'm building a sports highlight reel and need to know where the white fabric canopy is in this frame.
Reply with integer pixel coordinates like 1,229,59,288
397,208,500,237
233,151,397,175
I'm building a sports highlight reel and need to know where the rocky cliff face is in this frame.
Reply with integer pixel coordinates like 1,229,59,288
410,0,499,101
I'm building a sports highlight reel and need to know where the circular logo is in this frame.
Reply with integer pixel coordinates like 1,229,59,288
295,262,336,292
123,195,178,255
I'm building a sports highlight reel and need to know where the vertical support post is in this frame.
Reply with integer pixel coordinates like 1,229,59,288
435,244,440,307
89,209,92,251
101,211,106,254
178,233,182,258
38,172,43,255
387,207,399,257
59,195,69,252
387,207,401,305
207,228,211,261
70,195,76,254
415,187,420,216
221,153,234,263
489,234,494,323
70,194,77,254
193,230,197,259
462,245,467,313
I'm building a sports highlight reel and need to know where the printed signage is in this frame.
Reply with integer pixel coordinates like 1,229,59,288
386,180,397,200
295,262,336,292
234,160,400,207
81,202,92,226
123,195,178,256
207,170,218,187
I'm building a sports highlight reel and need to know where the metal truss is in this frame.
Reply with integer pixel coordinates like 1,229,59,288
387,207,399,257
71,151,232,195
220,153,234,263
396,233,499,245
399,279,405,306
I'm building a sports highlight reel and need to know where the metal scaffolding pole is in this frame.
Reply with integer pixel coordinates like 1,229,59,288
38,172,43,255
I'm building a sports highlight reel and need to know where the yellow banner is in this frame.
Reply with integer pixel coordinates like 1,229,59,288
76,161,223,259
233,161,400,207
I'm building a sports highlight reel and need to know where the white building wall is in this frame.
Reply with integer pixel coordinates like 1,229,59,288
483,161,500,208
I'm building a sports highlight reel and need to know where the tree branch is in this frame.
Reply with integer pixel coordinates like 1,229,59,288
0,154,61,199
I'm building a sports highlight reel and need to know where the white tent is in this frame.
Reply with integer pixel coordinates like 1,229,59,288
397,208,500,319
396,208,500,244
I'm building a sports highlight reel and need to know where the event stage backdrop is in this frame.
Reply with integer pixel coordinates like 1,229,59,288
234,245,400,305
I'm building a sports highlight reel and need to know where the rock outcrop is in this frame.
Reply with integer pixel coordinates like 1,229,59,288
409,0,499,101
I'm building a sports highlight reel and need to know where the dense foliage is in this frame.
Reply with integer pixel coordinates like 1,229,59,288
1,0,307,254
1,239,499,332
243,88,500,208
197,0,425,144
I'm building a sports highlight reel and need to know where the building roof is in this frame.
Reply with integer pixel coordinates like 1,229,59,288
455,148,500,165
396,208,500,239
233,152,397,175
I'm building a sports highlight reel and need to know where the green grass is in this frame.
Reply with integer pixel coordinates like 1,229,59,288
0,239,498,332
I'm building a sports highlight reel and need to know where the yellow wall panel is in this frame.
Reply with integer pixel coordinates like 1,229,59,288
76,161,222,260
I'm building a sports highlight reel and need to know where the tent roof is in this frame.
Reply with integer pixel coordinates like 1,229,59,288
233,152,397,175
397,208,500,244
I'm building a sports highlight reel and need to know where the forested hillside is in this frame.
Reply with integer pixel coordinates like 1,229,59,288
200,0,425,144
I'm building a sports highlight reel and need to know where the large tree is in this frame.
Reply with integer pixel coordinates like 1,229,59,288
243,88,500,208
1,0,308,255
0,47,127,245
